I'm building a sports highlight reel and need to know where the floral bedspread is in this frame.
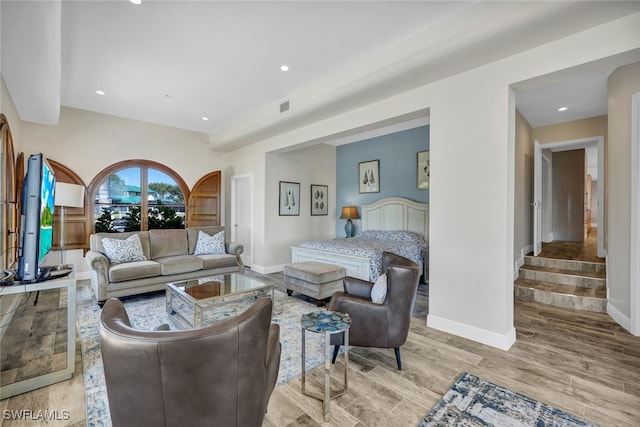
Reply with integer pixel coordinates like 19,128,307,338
297,230,428,282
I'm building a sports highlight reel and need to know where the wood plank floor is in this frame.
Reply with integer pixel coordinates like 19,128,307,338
1,277,639,426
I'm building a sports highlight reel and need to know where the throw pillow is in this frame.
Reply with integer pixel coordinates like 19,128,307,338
101,234,147,265
370,273,387,304
194,230,225,255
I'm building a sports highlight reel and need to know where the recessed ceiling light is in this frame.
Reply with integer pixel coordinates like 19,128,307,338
558,106,568,111
129,0,142,5
96,90,105,96
280,65,289,72
202,117,209,121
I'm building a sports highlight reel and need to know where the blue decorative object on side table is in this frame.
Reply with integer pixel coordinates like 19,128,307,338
301,311,351,421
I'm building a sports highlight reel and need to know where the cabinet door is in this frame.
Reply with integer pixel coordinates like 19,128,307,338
187,171,221,227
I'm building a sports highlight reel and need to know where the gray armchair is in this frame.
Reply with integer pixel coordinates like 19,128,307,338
328,251,421,370
99,297,281,427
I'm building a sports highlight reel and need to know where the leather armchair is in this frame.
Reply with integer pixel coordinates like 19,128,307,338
99,297,281,427
328,251,421,370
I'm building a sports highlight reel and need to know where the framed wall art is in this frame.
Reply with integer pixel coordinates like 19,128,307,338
417,150,430,190
310,184,328,216
359,159,380,193
279,181,300,216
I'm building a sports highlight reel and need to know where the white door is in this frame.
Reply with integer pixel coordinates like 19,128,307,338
533,140,542,256
231,174,253,268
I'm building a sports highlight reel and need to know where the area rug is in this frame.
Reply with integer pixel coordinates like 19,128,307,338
419,372,597,427
78,287,333,427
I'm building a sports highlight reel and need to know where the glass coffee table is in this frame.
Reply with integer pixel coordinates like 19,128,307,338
166,273,274,329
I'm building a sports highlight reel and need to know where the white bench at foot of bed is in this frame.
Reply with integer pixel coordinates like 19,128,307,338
290,247,371,281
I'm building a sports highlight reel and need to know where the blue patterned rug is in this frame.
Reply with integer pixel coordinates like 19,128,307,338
419,372,597,426
78,286,332,426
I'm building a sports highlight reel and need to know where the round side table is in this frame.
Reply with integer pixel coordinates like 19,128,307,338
300,311,351,421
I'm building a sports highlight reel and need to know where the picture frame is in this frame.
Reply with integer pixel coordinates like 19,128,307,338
279,181,300,216
359,159,380,193
310,184,328,216
417,150,430,190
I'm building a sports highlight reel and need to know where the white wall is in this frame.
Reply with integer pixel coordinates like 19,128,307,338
607,62,640,323
217,11,640,349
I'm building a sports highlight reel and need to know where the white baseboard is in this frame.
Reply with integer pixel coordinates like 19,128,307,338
607,301,632,334
543,232,554,243
427,314,516,351
75,271,91,281
250,264,285,275
513,244,533,280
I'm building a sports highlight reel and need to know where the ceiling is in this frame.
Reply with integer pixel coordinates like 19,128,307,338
2,1,640,150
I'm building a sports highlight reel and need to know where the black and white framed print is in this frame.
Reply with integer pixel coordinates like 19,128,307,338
279,181,300,216
417,150,430,190
359,159,380,193
310,184,328,216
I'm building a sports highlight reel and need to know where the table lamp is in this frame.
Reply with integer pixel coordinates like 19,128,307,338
339,206,359,238
55,182,85,266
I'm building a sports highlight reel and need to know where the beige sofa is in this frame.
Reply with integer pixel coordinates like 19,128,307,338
86,226,243,304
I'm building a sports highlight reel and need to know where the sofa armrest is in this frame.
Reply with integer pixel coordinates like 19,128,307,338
225,242,245,273
225,242,244,256
86,250,110,303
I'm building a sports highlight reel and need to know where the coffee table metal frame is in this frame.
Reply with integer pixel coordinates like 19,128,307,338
166,273,274,329
301,311,351,422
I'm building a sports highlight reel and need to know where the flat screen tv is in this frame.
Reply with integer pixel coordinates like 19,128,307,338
17,153,56,283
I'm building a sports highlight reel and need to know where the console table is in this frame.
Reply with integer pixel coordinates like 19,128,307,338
0,272,76,399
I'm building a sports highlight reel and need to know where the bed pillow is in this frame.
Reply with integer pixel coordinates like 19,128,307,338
101,234,147,265
370,273,387,304
194,230,225,255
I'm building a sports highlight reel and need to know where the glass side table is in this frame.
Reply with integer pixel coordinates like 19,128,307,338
300,311,351,421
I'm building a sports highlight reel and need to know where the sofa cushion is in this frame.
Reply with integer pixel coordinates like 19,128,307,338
155,255,203,275
197,253,239,270
187,226,225,254
102,234,148,265
108,260,162,283
194,230,225,255
149,229,189,259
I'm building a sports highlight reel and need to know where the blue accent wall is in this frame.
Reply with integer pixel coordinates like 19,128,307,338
336,125,429,237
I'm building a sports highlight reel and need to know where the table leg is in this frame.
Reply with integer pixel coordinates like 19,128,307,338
301,327,306,393
324,330,331,421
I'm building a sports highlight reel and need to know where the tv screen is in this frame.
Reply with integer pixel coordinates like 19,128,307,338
17,153,56,282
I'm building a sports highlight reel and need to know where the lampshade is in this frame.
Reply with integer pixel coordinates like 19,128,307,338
55,182,85,208
339,206,360,220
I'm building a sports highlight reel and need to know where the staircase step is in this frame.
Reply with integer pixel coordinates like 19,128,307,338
514,278,607,313
524,255,605,274
519,265,605,289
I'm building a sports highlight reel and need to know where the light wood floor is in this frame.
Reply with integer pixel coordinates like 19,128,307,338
2,275,639,426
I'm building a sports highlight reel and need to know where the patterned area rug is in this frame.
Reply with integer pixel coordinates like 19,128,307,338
78,287,332,426
419,372,597,427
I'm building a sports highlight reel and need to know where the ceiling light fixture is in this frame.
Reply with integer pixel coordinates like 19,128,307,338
129,0,142,5
96,90,105,96
280,65,289,72
202,117,209,121
558,106,568,111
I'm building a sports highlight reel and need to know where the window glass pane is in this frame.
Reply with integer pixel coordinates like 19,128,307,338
94,168,142,232
147,168,185,229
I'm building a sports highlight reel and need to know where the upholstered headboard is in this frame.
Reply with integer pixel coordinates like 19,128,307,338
361,197,429,240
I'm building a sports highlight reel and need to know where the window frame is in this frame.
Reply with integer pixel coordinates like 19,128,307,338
88,160,190,232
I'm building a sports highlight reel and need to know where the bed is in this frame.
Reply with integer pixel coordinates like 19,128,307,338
291,197,429,281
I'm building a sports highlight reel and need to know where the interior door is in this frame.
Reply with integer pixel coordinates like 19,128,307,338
232,174,253,268
533,140,542,256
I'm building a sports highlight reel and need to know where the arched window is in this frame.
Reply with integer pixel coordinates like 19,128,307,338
88,160,189,232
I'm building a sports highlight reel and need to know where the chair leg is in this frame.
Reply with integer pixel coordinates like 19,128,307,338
332,345,340,364
394,347,402,370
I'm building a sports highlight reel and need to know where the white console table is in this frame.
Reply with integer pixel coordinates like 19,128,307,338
0,272,76,400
